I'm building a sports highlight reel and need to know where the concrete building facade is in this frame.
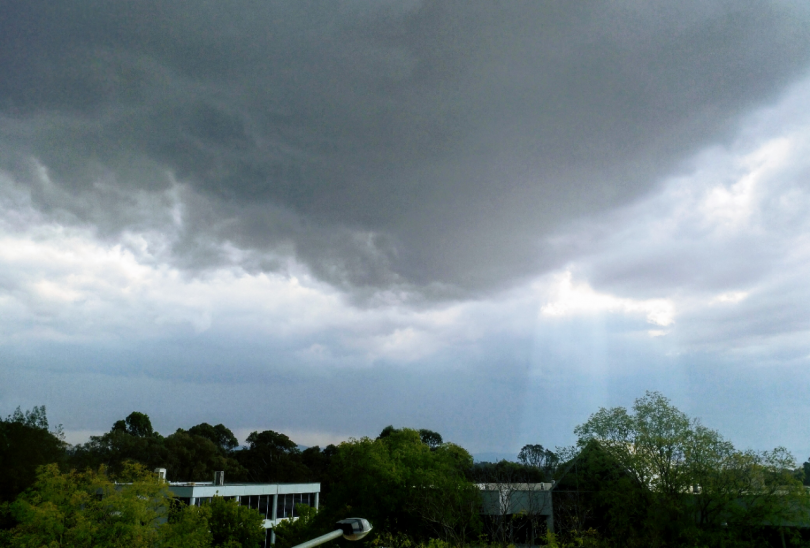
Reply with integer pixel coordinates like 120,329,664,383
157,469,320,546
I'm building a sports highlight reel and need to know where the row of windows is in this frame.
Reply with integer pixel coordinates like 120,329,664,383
240,492,315,519
180,493,315,519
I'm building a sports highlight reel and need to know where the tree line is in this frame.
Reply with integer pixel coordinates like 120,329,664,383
2,392,809,547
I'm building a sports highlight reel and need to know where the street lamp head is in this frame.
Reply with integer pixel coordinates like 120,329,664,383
289,518,373,548
336,518,373,541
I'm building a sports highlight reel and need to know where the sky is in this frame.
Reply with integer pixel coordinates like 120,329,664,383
2,1,810,461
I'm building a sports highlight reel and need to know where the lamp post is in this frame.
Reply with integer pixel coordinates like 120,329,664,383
290,518,373,548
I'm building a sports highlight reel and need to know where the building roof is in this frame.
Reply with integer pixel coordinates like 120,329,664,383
166,482,320,498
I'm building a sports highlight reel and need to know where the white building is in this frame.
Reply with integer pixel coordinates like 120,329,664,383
157,469,320,546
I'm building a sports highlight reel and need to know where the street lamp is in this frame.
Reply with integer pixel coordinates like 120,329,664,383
290,518,373,548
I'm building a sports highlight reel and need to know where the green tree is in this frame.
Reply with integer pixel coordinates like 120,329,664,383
517,444,558,477
164,429,245,482
236,430,311,483
573,391,810,547
301,445,336,480
112,412,157,438
301,445,337,501
328,429,480,545
2,464,266,548
803,459,810,487
4,463,170,548
551,440,645,544
208,496,265,548
68,415,250,483
470,460,545,483
378,425,398,439
187,423,239,452
69,425,169,477
0,406,67,504
419,430,443,450
6,406,52,431
161,503,213,548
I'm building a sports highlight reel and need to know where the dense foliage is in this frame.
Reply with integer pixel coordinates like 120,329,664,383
0,463,265,548
326,428,481,546
3,463,170,548
0,407,67,505
563,392,810,547
1,395,808,547
67,412,325,486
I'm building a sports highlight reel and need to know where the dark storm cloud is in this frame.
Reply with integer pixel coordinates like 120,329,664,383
3,0,810,296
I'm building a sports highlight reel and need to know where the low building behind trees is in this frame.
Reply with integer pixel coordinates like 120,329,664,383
161,470,320,547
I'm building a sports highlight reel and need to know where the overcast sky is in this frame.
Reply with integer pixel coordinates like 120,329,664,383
2,1,810,460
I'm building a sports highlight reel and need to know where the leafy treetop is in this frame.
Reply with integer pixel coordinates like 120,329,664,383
188,423,239,452
517,444,559,475
111,411,157,438
6,406,50,431
419,429,443,450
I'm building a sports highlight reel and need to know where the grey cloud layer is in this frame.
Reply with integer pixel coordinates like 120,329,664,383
3,1,810,296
